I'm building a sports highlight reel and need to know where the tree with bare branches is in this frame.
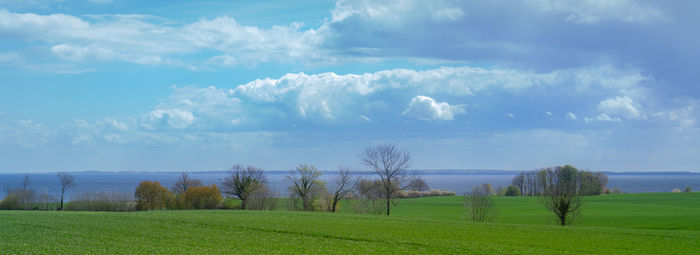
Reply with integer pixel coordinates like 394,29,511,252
329,167,355,212
287,164,321,211
57,172,75,211
541,165,583,226
221,164,268,210
360,144,411,216
172,172,203,195
464,183,497,222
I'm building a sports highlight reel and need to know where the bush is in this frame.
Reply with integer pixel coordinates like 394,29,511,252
0,192,21,210
611,188,623,194
179,184,223,209
505,185,521,196
135,181,173,211
684,186,692,192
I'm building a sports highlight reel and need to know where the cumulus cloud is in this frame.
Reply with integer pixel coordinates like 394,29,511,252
597,96,645,120
566,112,577,120
130,65,649,130
402,96,465,121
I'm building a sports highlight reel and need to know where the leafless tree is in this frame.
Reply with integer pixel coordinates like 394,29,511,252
172,172,203,195
360,144,411,215
464,183,497,222
57,172,75,210
407,177,430,193
221,164,268,209
541,165,583,226
19,174,35,209
37,188,57,211
287,164,321,211
329,167,355,212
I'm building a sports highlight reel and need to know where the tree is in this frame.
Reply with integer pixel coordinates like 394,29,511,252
135,181,173,211
541,165,583,226
505,185,521,196
329,167,355,212
221,164,268,210
464,183,497,222
172,173,203,195
360,144,411,216
511,173,525,196
287,164,321,211
17,174,35,209
407,177,430,193
57,172,75,211
684,186,692,192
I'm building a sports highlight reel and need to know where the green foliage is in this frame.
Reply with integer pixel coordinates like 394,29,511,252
1,193,699,254
505,185,521,196
0,192,21,210
684,186,692,192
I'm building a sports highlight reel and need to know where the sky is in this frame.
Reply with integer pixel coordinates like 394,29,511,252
1,0,699,173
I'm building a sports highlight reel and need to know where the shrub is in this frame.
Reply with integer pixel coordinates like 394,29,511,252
684,186,692,192
135,181,173,211
0,192,21,210
611,188,623,194
180,184,223,209
505,185,521,196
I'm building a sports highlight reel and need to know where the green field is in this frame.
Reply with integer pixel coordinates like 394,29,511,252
1,193,699,254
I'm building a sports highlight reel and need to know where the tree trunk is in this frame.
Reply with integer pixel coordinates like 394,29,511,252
331,196,339,213
241,198,246,210
386,196,390,215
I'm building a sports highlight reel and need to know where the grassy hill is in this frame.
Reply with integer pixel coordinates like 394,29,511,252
1,193,698,254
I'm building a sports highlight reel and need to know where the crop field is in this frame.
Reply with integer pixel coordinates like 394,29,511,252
1,193,698,254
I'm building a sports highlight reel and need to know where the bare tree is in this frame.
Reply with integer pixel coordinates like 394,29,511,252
172,172,203,195
57,172,75,211
464,183,497,222
407,177,429,193
329,167,355,212
19,174,35,209
287,164,321,211
221,164,268,210
541,165,583,226
360,144,411,216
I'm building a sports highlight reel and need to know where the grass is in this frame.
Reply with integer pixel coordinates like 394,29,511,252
1,193,699,254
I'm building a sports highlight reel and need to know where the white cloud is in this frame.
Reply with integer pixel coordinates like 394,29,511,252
126,65,649,129
506,113,515,118
597,96,645,120
566,112,577,120
585,113,621,123
0,9,325,67
402,95,465,121
545,111,552,116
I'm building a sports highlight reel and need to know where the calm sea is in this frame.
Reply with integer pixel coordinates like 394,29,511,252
1,172,699,200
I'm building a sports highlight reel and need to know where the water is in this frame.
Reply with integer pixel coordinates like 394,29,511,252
1,172,699,200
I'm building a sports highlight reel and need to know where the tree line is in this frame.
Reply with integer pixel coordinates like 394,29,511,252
0,172,76,211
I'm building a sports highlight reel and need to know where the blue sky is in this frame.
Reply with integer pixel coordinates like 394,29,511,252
1,0,699,172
